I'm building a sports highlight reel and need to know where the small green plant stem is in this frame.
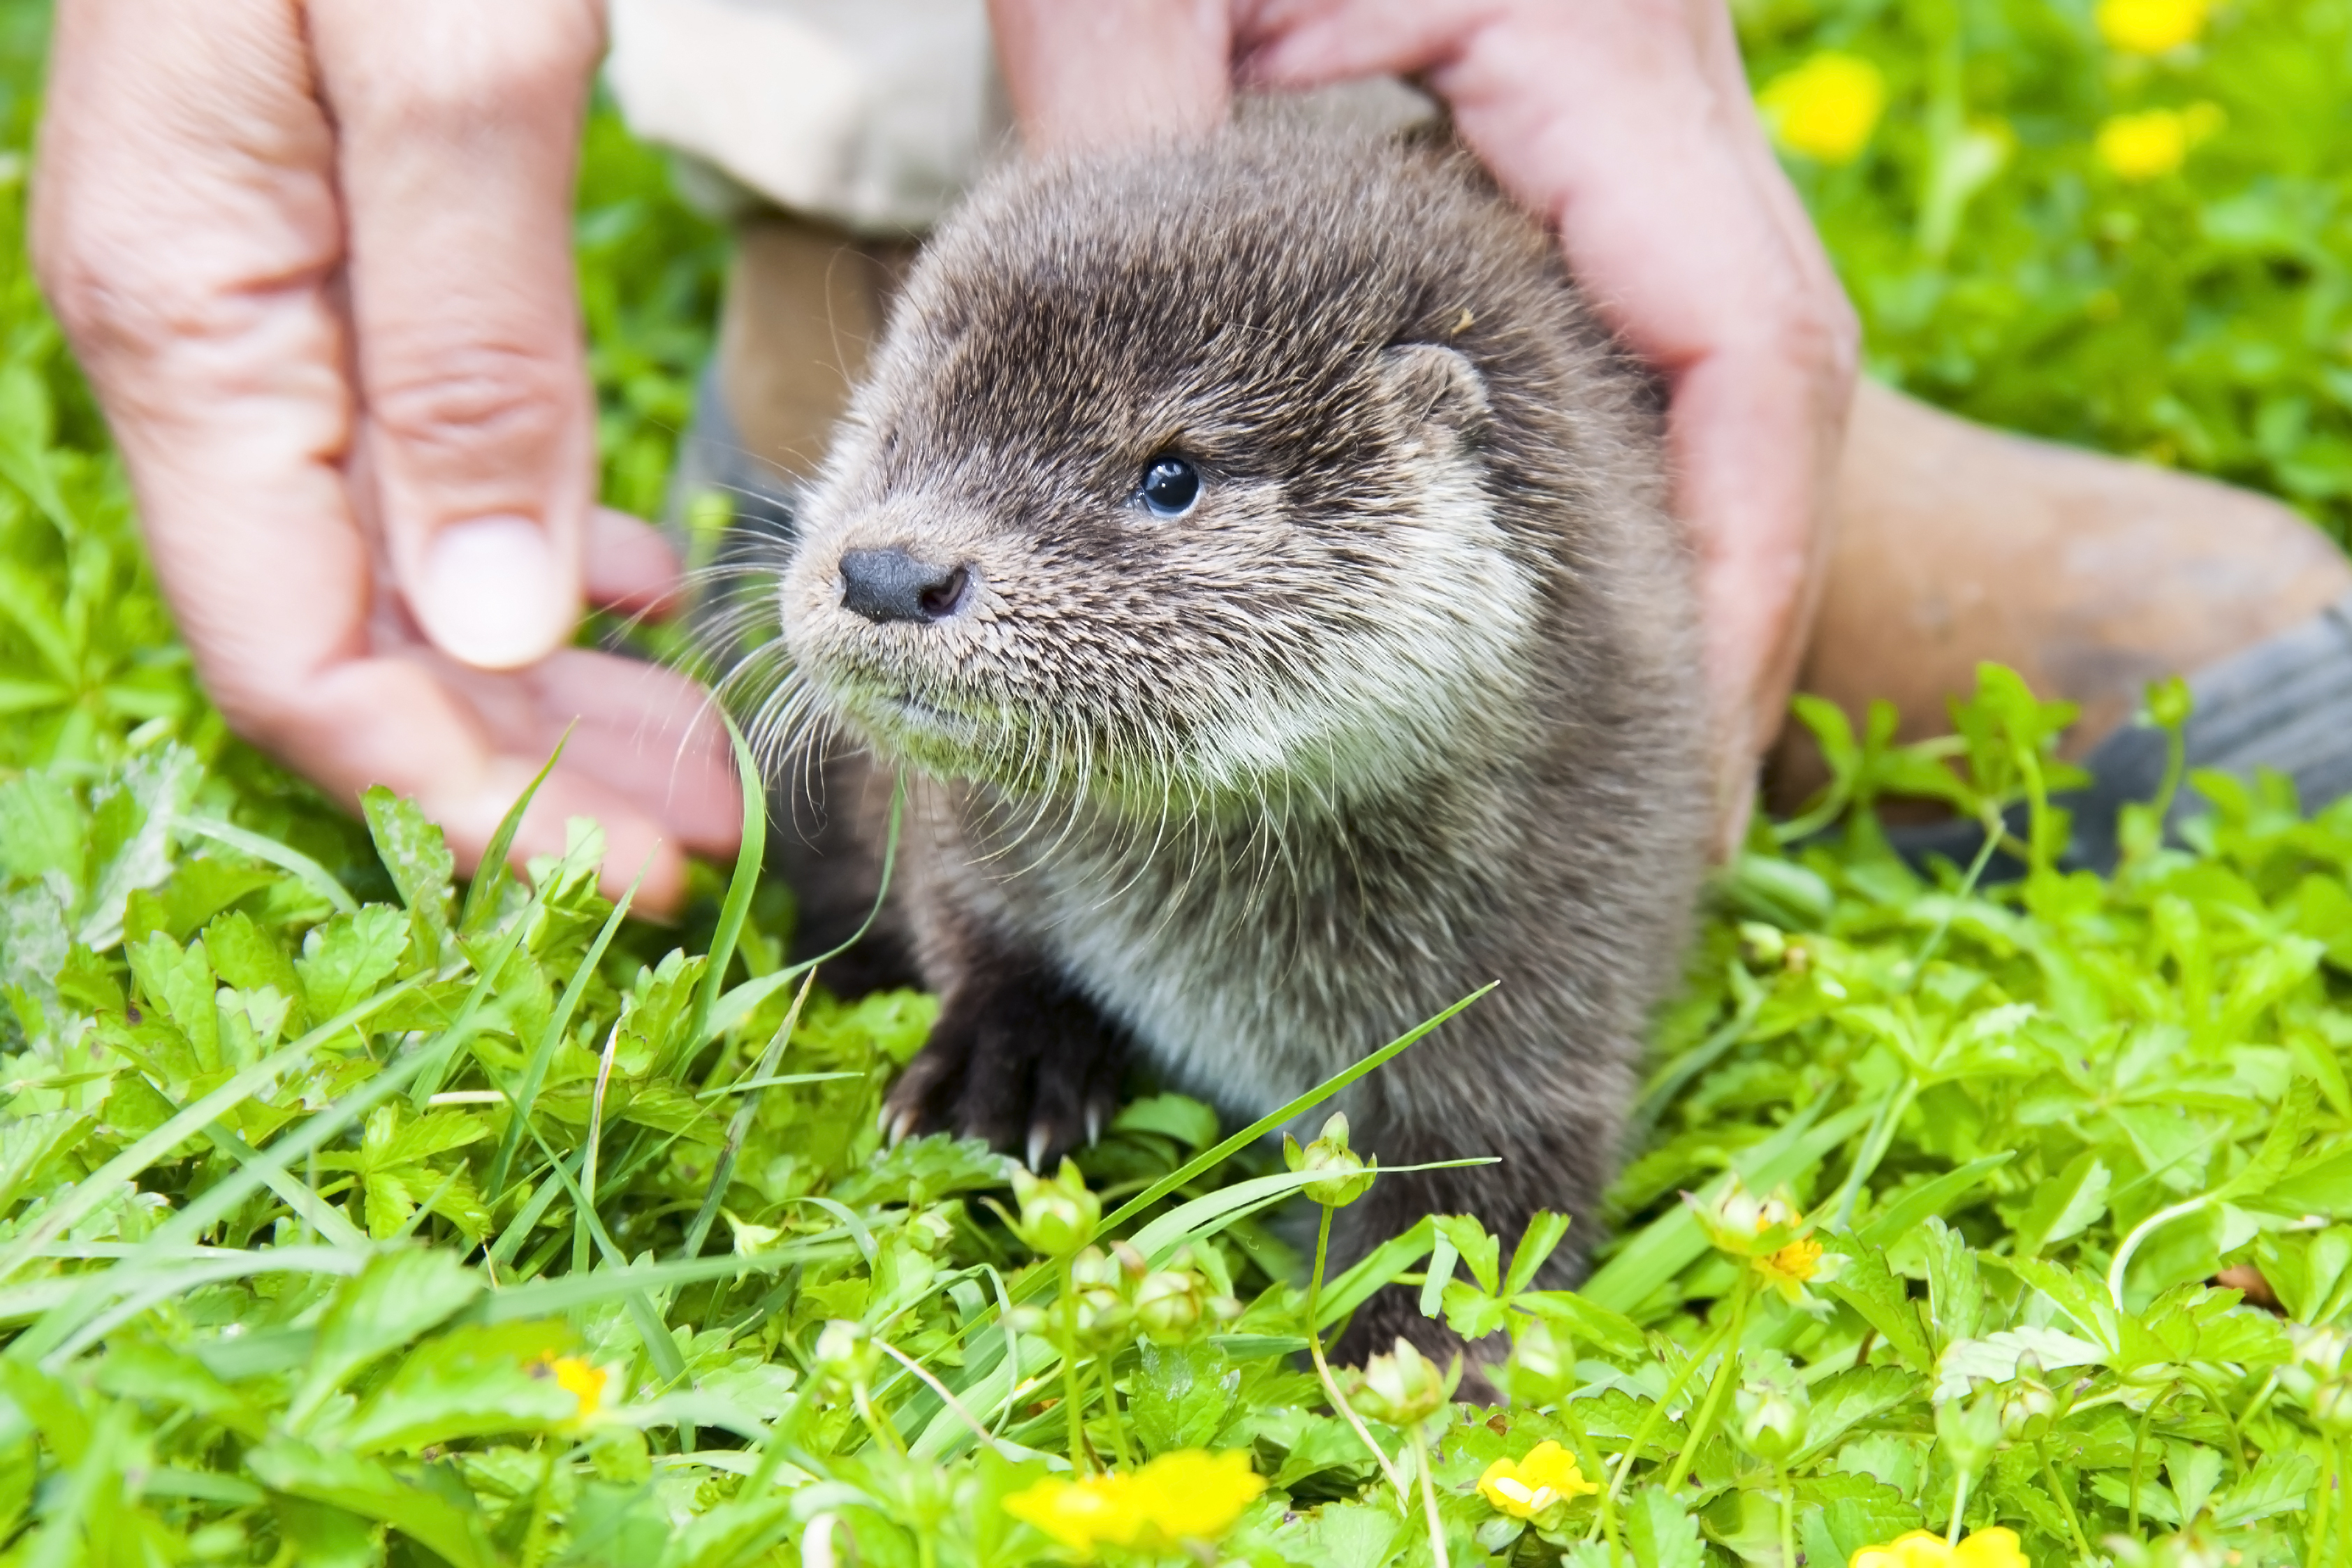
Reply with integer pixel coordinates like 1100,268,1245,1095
1058,1252,1092,1474
2108,1195,2212,1310
1410,1422,1452,1568
2306,1435,2332,1568
1306,1204,1410,1504
1659,1277,1754,1494
1832,1074,1920,1230
1097,1357,1134,1469
2035,1439,2095,1564
2126,1391,2165,1537
1945,1465,1971,1546
1901,820,2003,996
1595,1287,1746,1530
1557,1394,1623,1561
1775,1460,1795,1568
2339,1437,2352,1568
852,1375,908,1460
518,1449,558,1568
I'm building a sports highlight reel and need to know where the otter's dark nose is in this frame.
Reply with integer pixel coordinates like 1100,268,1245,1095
837,549,970,624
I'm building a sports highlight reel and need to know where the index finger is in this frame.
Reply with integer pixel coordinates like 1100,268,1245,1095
307,0,605,673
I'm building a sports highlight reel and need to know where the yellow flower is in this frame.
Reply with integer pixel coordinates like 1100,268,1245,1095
2095,0,2207,54
1123,1449,1266,1541
1758,52,1888,164
2096,103,2222,180
1003,1449,1265,1558
535,1355,607,1421
1850,1528,2029,1568
1477,1440,1598,1520
1755,1236,1825,1304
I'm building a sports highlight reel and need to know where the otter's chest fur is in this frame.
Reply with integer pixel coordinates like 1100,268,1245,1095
912,775,1528,1120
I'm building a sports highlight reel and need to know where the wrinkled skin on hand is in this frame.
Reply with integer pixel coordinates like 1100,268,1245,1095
34,0,741,913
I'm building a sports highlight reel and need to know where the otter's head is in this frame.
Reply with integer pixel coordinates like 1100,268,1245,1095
780,131,1553,819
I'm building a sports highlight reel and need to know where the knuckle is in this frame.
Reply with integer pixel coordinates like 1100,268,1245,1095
366,340,575,471
1765,288,1861,397
35,222,205,368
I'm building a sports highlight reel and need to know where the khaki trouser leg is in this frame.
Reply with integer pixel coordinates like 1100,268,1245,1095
715,214,917,485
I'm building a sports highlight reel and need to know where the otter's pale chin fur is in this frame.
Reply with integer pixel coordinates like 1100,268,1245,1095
759,116,1710,1371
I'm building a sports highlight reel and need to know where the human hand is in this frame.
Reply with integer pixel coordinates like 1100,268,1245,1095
34,0,742,914
990,0,1860,851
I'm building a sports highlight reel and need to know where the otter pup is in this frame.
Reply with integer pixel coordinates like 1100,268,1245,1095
766,118,1709,1351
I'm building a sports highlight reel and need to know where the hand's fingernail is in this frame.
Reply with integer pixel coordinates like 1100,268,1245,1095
416,515,572,671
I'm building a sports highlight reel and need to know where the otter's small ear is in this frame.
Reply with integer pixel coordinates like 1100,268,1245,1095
1379,342,1491,441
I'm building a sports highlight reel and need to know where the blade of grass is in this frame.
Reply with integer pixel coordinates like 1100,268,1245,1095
484,869,641,1202
173,814,360,916
469,1245,845,1321
1126,1159,1496,1269
409,871,549,1108
1098,983,1496,1241
696,777,907,1046
694,1071,861,1099
684,715,768,1053
486,1150,580,1273
678,968,817,1261
576,1020,623,1277
459,727,569,935
44,1247,376,1364
198,1122,367,1248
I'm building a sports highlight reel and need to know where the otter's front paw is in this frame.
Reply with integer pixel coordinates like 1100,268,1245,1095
880,975,1128,1168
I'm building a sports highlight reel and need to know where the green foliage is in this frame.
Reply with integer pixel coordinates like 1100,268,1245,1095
6,1,2352,1565
1745,0,2352,538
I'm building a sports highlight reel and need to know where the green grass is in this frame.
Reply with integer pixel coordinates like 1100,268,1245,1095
8,3,2352,1565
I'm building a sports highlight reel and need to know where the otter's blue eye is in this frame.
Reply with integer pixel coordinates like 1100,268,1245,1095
1139,456,1201,518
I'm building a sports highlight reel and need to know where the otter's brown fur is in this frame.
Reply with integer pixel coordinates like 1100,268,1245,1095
765,117,1709,1357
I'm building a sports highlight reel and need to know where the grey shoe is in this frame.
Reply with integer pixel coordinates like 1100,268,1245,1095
1885,591,2352,876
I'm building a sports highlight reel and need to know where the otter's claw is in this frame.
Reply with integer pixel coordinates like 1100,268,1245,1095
879,969,1128,1168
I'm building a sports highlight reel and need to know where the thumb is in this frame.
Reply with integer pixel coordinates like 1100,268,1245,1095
309,0,604,671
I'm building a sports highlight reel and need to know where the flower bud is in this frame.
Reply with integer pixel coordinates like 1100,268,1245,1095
813,1319,877,1387
1009,1157,1100,1256
904,1204,958,1255
1072,1287,1133,1351
1737,921,1786,967
1341,1338,1461,1427
1134,1268,1208,1345
1285,1113,1378,1208
1682,1176,1804,1258
1069,1246,1122,1292
2295,1325,2350,1378
1496,1319,1574,1407
1735,1386,1809,1461
1934,1391,2002,1474
2314,1378,2352,1437
2147,674,2193,733
1999,1375,2058,1442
